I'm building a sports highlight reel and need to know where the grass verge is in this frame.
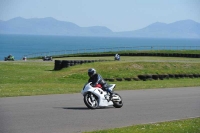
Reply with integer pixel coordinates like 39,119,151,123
0,56,200,97
84,117,200,133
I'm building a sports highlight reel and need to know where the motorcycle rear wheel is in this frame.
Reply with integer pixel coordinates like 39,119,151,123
84,93,98,109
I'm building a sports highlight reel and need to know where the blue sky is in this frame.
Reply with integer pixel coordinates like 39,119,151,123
0,0,200,32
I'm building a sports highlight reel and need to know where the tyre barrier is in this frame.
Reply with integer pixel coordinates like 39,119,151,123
147,52,193,58
104,73,200,82
60,52,200,59
100,52,200,58
116,78,123,81
54,60,108,70
124,78,132,81
152,75,159,80
54,60,62,70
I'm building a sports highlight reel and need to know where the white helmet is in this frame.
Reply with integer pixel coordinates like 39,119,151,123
88,68,96,77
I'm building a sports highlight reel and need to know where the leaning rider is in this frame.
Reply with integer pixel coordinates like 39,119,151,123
87,68,113,100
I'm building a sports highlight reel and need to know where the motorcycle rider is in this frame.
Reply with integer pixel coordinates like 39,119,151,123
114,53,120,60
88,68,113,100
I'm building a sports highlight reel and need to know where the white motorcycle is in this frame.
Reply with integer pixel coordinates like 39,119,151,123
81,82,123,109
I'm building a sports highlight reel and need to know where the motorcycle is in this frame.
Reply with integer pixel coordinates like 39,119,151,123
81,82,123,109
114,54,120,61
4,55,14,61
43,56,53,61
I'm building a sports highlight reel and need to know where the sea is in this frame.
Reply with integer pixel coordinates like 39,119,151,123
0,34,200,60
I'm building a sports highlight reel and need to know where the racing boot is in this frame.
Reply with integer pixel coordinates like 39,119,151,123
107,88,113,101
109,92,113,101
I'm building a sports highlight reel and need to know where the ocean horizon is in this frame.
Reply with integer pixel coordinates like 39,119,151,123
0,34,200,61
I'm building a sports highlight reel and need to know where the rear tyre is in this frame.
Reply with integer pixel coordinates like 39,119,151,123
113,93,123,108
84,93,98,109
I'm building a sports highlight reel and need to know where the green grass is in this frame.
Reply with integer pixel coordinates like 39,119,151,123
0,56,200,97
85,117,200,133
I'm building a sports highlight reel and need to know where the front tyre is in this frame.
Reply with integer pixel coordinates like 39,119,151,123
113,93,123,108
84,93,98,109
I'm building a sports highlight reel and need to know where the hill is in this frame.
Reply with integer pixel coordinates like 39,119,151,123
115,19,200,38
0,17,200,38
0,17,113,36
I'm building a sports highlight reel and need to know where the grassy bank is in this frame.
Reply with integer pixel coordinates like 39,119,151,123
85,117,200,133
32,50,200,59
0,56,200,97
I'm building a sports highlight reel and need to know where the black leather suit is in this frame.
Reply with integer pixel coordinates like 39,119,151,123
88,73,108,91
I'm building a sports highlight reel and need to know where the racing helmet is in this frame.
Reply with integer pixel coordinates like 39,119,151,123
88,68,96,77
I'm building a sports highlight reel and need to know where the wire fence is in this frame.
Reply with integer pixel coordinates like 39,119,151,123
24,45,200,58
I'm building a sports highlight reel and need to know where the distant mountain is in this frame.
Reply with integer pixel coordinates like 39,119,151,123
115,19,200,38
0,17,200,38
0,17,113,36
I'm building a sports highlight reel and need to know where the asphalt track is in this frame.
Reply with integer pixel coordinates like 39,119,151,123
0,87,200,133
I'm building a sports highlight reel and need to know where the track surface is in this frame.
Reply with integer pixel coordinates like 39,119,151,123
0,87,200,133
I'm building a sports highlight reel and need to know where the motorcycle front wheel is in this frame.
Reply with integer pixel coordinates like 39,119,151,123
112,93,123,108
84,93,98,109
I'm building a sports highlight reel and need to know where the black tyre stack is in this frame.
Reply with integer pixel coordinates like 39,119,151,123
54,60,106,70
54,60,62,70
